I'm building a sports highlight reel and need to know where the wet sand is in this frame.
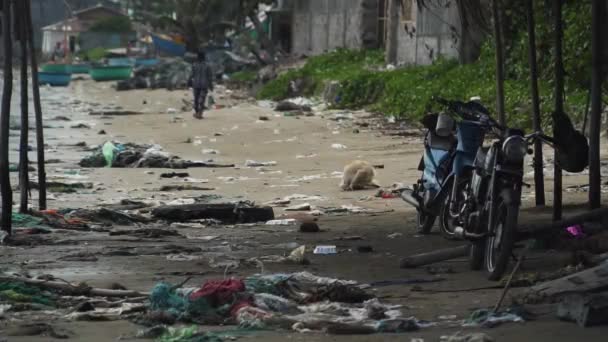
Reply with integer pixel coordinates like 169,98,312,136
2,77,607,341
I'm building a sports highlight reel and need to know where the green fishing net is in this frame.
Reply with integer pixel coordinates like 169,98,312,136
0,282,55,306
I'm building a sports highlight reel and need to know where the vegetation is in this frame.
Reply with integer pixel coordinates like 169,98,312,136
229,70,257,83
89,16,133,33
77,47,107,62
259,1,600,130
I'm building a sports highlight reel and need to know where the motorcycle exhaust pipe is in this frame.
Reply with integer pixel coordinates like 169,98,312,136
400,190,421,210
454,227,487,241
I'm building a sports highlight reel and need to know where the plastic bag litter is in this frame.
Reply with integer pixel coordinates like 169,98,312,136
254,293,299,314
102,142,117,167
266,219,297,225
331,143,347,149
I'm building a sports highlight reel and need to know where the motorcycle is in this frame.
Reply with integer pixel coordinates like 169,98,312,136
401,98,489,237
436,98,556,280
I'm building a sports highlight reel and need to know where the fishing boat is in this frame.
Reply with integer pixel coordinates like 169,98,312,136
38,72,71,87
89,65,133,81
41,64,72,74
151,34,186,57
71,63,90,74
135,58,160,67
108,57,135,67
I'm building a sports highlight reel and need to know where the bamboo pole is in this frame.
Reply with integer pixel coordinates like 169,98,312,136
0,0,14,234
589,0,605,209
526,0,545,207
18,0,29,213
24,0,46,210
553,0,564,221
491,0,506,125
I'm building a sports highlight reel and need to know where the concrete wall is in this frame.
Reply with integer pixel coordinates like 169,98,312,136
395,0,466,65
291,0,378,56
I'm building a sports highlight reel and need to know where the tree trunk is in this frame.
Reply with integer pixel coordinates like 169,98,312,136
25,0,46,210
18,0,29,214
385,0,399,65
0,0,14,234
589,0,605,209
553,0,564,220
526,0,545,207
491,0,506,125
248,9,276,64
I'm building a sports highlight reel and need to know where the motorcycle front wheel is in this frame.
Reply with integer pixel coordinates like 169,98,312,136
416,209,436,234
484,193,518,281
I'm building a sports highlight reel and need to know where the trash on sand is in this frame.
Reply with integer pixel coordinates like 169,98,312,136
566,225,586,239
441,332,495,342
161,172,190,178
300,222,320,233
202,149,220,155
284,194,326,202
245,160,277,167
71,123,91,129
275,100,312,112
266,219,297,226
314,245,337,255
80,141,235,169
159,184,215,192
387,233,403,239
152,203,274,224
557,292,608,327
463,308,524,328
330,113,354,121
6,323,71,339
265,198,291,206
296,153,318,159
29,180,93,193
285,203,311,211
331,143,347,149
146,272,414,334
357,245,374,253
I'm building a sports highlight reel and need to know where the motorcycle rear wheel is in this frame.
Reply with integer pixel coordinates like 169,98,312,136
484,193,518,281
416,209,436,234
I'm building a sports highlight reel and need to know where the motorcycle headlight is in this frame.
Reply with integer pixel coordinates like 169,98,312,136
502,136,527,163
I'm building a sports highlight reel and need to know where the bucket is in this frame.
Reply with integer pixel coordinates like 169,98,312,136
436,113,455,137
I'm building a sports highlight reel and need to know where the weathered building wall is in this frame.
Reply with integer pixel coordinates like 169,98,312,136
291,0,378,56
395,0,478,65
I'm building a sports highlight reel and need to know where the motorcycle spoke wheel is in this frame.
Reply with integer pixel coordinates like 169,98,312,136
484,197,518,281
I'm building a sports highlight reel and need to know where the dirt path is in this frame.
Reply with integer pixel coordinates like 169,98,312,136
2,79,607,341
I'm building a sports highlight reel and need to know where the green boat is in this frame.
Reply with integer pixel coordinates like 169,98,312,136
71,63,90,74
89,65,132,81
42,64,72,74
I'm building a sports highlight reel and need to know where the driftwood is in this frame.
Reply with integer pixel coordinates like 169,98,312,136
530,262,608,298
520,208,608,237
0,275,149,298
152,203,274,223
400,245,470,268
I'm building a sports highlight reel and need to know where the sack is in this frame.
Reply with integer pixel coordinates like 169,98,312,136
552,111,589,173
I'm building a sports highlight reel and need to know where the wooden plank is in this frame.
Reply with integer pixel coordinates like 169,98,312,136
152,203,275,223
530,262,608,297
400,245,470,268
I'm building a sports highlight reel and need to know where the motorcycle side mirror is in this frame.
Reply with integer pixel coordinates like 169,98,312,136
436,113,455,137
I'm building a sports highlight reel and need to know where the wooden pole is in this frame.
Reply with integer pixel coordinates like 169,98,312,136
553,0,564,221
18,0,29,213
0,0,14,233
589,0,605,209
385,0,399,65
24,0,46,210
400,245,470,268
491,0,506,125
526,0,545,207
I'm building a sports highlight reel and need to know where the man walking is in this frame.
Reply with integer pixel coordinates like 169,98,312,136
190,50,214,119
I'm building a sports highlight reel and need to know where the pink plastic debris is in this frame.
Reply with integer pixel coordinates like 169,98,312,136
566,225,586,238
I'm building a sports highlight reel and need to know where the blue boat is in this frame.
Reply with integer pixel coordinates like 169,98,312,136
38,72,71,87
135,58,160,67
108,57,135,67
151,34,186,57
